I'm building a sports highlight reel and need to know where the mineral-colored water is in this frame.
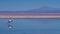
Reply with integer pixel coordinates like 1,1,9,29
0,18,60,34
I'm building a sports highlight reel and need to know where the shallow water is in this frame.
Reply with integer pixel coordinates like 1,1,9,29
0,18,60,34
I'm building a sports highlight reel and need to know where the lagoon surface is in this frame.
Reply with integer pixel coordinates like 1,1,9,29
0,18,60,34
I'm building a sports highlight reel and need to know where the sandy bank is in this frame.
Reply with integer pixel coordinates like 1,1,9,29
0,15,60,18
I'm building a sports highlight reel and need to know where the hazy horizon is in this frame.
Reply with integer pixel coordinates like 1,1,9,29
0,0,60,11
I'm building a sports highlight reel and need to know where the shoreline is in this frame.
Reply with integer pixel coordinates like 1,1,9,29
0,13,60,18
0,15,60,18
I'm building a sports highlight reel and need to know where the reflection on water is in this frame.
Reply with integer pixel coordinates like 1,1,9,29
0,18,60,34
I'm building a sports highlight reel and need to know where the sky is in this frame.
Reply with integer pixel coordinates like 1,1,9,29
0,0,60,11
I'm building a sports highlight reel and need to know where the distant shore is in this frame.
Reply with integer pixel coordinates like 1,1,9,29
0,15,60,18
0,13,60,18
